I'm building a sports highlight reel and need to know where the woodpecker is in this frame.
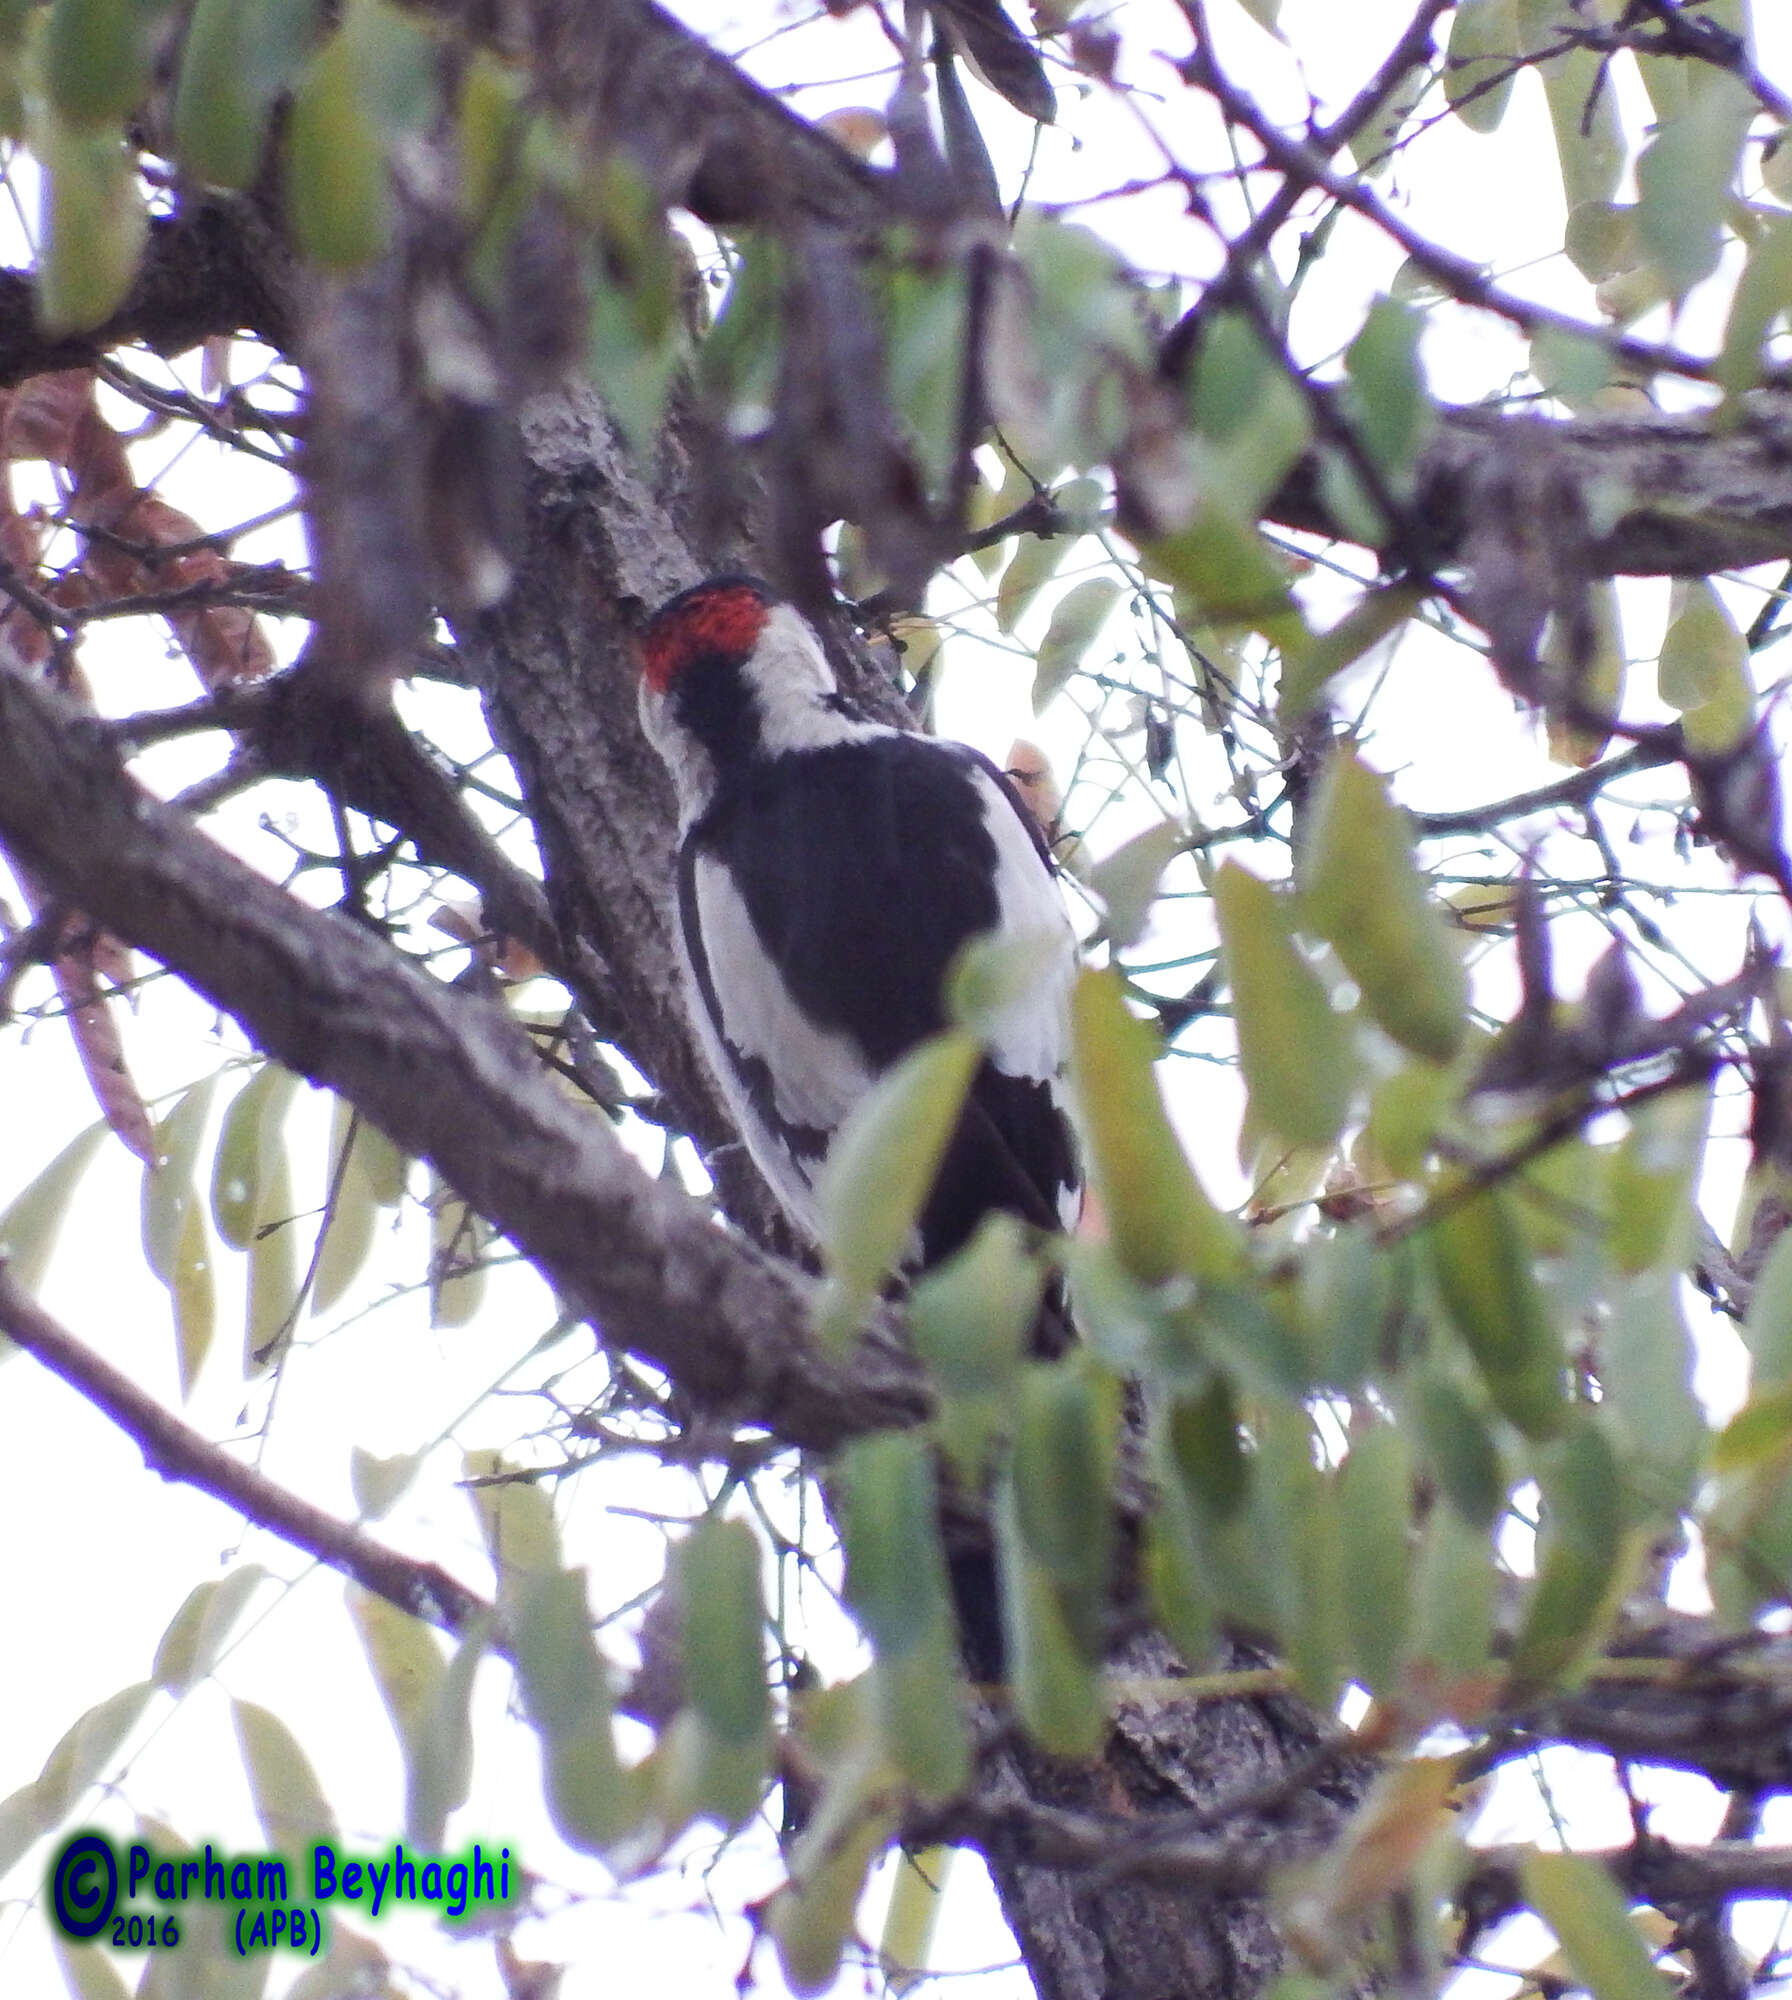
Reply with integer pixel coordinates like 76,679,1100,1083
637,576,1081,1274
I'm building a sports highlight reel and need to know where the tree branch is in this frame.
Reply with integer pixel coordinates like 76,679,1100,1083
0,1267,489,1636
0,666,929,1454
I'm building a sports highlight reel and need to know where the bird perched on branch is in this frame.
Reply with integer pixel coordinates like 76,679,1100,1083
637,575,1080,1279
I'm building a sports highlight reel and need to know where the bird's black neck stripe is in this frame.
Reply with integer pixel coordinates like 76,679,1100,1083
670,650,765,769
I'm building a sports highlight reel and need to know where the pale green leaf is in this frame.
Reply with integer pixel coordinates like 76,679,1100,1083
233,1698,339,1849
1214,861,1355,1150
814,1031,980,1344
1445,0,1518,134
1522,1849,1679,2000
1089,820,1183,951
0,1118,108,1318
1301,748,1468,1064
1032,577,1120,712
1070,968,1243,1284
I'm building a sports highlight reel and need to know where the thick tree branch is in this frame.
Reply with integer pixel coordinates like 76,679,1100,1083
1268,394,1792,578
0,198,295,390
0,666,928,1453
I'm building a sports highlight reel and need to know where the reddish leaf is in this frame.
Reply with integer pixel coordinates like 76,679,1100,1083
1,370,95,466
15,878,154,1165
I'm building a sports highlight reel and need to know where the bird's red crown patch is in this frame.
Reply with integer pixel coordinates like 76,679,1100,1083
640,580,771,693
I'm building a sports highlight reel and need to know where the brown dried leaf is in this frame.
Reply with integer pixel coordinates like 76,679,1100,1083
1,371,96,466
65,407,277,688
0,499,51,672
16,881,155,1165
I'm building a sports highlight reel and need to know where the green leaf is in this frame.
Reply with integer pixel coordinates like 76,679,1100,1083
284,0,411,271
1405,1369,1505,1528
587,251,683,456
884,261,967,500
908,1216,1039,1480
996,1477,1105,1756
676,1517,769,1746
245,1146,300,1375
1426,1180,1567,1439
1001,216,1150,467
1032,577,1121,713
1506,1419,1632,1698
0,1118,108,1319
880,1847,954,1993
1607,1081,1709,1274
1088,821,1183,953
1213,861,1355,1150
1522,1850,1680,2000
429,1174,492,1328
1190,1278,1313,1401
814,1031,980,1344
946,930,1071,1046
1744,1224,1792,1390
1279,579,1424,722
1636,76,1753,299
1337,1422,1414,1697
1400,1505,1496,1713
153,1566,267,1694
1659,580,1745,709
349,1446,422,1521
1343,60,1429,179
1517,3,1626,212
174,0,321,188
141,1077,218,1396
1365,1062,1451,1183
36,1683,152,1822
43,0,155,126
51,1941,133,2000
841,1432,961,1672
406,1622,484,1849
211,1061,285,1250
772,1748,898,1999
32,112,148,335
1142,1490,1219,1670
1011,1360,1117,1644
465,1447,563,1612
1716,1380,1792,1474
1301,748,1468,1064
996,489,1099,631
1445,0,1518,134
1141,504,1307,656
1564,202,1640,284
509,1568,636,1853
1302,1224,1403,1389
1344,299,1432,488
1189,311,1313,518
1659,580,1753,753
1069,967,1243,1285
1544,580,1626,762
347,1582,444,1757
1257,1403,1344,1709
1599,1270,1705,1520
1717,212,1792,402
233,1698,338,1849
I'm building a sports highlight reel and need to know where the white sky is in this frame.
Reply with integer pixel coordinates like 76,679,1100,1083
3,2,1792,1997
